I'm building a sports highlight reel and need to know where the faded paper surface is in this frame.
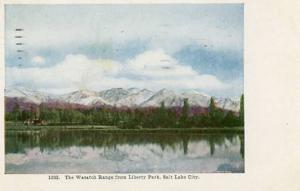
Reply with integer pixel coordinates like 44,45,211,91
0,0,300,190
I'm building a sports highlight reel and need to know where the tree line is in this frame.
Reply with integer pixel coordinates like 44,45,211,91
5,95,244,128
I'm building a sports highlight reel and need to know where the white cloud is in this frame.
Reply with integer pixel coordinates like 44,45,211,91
126,49,197,78
6,54,122,93
6,50,230,94
31,56,45,65
124,50,228,91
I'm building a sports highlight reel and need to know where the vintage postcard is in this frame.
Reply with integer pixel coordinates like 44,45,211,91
4,4,244,174
1,1,300,191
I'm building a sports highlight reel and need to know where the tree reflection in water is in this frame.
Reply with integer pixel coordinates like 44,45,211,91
5,129,244,158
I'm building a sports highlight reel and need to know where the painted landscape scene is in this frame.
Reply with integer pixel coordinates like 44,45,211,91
5,4,244,173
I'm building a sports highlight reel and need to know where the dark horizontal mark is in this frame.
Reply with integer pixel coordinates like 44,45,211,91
17,50,24,52
15,36,23,38
18,57,22,59
16,43,24,45
15,29,24,31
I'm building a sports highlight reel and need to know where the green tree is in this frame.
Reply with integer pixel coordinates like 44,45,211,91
209,97,217,115
49,109,60,123
208,97,217,126
11,103,21,121
159,101,167,127
182,98,189,119
239,94,244,126
39,104,48,120
20,110,30,121
180,98,190,127
208,97,223,127
223,111,239,127
149,101,167,128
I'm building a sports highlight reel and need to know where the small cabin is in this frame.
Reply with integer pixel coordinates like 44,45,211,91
24,119,48,126
33,119,48,126
24,119,34,126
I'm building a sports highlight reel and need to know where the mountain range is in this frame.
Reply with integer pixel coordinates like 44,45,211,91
5,87,241,112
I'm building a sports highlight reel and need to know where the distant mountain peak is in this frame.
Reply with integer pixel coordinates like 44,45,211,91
182,90,210,98
5,86,52,104
4,86,241,112
140,88,152,93
99,88,130,103
156,88,176,94
127,87,140,94
116,88,154,107
141,88,182,107
74,89,97,95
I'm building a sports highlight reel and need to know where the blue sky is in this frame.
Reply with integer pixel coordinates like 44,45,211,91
5,4,243,97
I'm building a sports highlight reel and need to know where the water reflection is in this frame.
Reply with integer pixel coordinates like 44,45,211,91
5,130,244,173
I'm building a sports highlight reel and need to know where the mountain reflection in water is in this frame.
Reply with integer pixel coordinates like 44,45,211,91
5,130,244,173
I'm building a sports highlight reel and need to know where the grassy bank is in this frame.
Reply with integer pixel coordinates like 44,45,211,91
5,123,244,134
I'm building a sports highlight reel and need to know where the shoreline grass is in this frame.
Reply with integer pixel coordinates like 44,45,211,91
5,124,244,134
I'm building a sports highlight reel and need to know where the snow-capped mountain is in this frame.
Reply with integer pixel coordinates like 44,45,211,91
98,88,130,103
141,89,183,107
116,89,154,107
61,90,109,106
5,87,241,112
140,89,216,109
181,90,211,107
215,98,240,112
5,87,53,104
127,88,140,94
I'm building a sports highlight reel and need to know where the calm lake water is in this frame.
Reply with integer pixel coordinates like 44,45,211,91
5,129,244,173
